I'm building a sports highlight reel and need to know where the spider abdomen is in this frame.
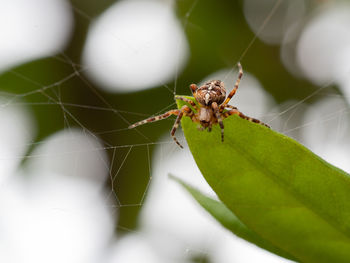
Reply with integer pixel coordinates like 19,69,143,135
195,80,226,106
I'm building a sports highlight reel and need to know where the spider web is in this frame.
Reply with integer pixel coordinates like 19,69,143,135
1,0,350,262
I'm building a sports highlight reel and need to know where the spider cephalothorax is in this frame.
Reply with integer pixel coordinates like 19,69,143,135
129,63,270,148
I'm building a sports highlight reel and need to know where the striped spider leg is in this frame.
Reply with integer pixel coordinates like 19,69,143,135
217,63,270,128
128,105,194,148
222,105,270,128
219,62,243,113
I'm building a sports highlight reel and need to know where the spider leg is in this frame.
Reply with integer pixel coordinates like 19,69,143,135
129,109,181,129
190,84,198,94
129,106,192,148
212,102,224,141
220,104,238,113
223,109,270,128
220,62,243,111
175,95,198,110
225,104,238,110
170,105,192,148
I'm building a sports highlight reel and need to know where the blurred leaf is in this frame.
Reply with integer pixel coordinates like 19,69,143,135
170,175,297,261
177,97,350,262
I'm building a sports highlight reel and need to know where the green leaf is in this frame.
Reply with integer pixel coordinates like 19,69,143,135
170,175,298,261
177,96,350,262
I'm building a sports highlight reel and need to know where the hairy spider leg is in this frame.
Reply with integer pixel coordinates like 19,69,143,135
224,104,238,110
175,95,198,110
129,106,193,148
128,109,181,129
190,84,198,93
170,105,192,148
212,102,224,142
223,109,270,128
220,62,243,112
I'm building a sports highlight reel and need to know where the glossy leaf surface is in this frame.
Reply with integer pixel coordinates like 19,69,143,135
177,97,350,262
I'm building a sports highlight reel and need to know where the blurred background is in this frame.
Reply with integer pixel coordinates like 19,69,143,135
1,0,350,262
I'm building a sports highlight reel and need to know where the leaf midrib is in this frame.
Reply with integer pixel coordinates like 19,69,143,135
215,128,350,242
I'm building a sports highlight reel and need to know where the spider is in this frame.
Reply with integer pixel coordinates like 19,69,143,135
129,63,269,148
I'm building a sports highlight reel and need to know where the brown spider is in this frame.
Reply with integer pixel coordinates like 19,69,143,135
129,63,269,148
